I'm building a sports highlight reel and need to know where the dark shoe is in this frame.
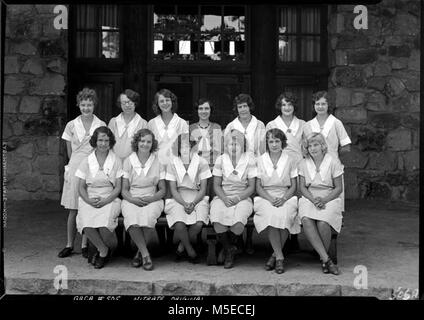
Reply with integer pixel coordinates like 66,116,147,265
89,251,99,265
58,247,73,258
188,254,200,264
175,249,186,262
217,248,225,265
224,247,236,269
81,247,88,259
265,255,276,271
132,252,142,268
321,260,329,274
324,258,339,275
142,255,154,271
275,259,285,274
94,250,110,269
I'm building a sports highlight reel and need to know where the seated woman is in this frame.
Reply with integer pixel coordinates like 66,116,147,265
298,132,343,275
210,129,257,269
164,133,212,263
253,128,300,274
121,129,166,271
75,126,123,269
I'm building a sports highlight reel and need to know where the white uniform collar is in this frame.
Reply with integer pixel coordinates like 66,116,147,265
173,153,200,184
310,114,335,138
155,113,179,141
233,116,258,148
305,153,331,181
88,150,116,178
262,152,289,179
222,153,249,179
197,127,211,152
116,113,142,138
129,152,155,176
74,115,102,142
274,115,300,136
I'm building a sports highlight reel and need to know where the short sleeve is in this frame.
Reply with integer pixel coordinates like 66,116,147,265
158,163,166,180
165,163,177,181
289,159,298,179
75,157,89,180
61,120,73,141
331,158,344,178
212,155,223,176
247,157,258,179
199,158,212,180
122,158,131,179
335,119,352,147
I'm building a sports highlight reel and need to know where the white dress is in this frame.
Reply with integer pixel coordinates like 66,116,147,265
253,152,300,234
108,113,148,160
224,116,266,157
210,153,257,226
61,115,106,210
266,115,305,164
297,153,344,233
121,153,165,230
147,113,189,166
303,114,351,211
164,153,212,228
75,151,123,233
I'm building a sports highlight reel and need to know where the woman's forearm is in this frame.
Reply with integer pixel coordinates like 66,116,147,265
192,183,207,205
255,183,274,203
322,186,342,204
238,184,255,200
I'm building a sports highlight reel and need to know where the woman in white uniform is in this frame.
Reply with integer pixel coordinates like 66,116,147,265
108,89,148,160
298,132,343,275
165,133,212,263
75,126,123,269
121,129,166,270
253,128,300,274
58,88,106,258
210,129,257,268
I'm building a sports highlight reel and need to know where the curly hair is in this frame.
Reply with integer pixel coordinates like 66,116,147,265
265,128,287,153
194,98,214,118
311,90,335,114
275,91,298,113
117,89,140,109
76,87,98,107
152,89,178,115
301,132,328,158
131,128,158,153
233,93,255,114
89,126,116,149
223,129,247,154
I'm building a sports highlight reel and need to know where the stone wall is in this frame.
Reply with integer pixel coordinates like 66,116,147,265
328,0,420,202
3,5,67,200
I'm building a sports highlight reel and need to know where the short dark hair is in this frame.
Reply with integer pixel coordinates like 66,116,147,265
90,126,116,149
117,89,140,109
275,91,298,113
76,87,97,107
194,98,214,118
265,128,287,153
131,128,158,153
152,89,178,115
233,93,255,114
311,90,334,114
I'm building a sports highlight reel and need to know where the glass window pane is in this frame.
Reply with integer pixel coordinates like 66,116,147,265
301,8,320,34
76,32,99,57
223,34,245,61
76,5,97,29
154,5,176,33
301,36,320,62
200,33,221,60
201,6,222,32
279,7,297,33
224,6,245,32
278,35,297,62
102,31,119,58
99,5,119,30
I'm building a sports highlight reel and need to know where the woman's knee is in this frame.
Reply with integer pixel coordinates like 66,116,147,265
231,222,244,235
173,222,186,232
213,222,228,234
301,217,315,226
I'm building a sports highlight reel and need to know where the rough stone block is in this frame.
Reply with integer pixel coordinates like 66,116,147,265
42,18,62,38
367,151,397,171
351,92,366,106
5,189,32,201
362,65,374,79
394,71,420,92
276,283,341,296
332,67,365,87
341,286,392,300
367,77,386,91
11,121,24,136
7,5,34,16
14,174,43,192
384,35,403,46
408,50,420,71
385,78,405,97
154,281,212,295
5,56,20,74
334,87,351,108
336,34,369,49
393,13,419,36
34,137,48,154
21,58,44,75
42,175,61,192
38,39,66,57
4,76,26,95
47,136,60,154
344,169,359,199
35,5,57,14
47,58,66,74
215,283,276,296
412,129,419,149
3,95,19,113
335,50,347,66
347,49,378,65
340,146,368,168
34,155,60,175
403,150,419,171
374,62,391,76
365,92,386,111
391,58,408,70
29,74,65,95
11,41,37,55
42,96,66,115
19,96,41,113
400,113,420,129
388,45,411,58
409,93,419,112
15,143,35,159
369,113,400,130
386,128,412,151
334,106,367,124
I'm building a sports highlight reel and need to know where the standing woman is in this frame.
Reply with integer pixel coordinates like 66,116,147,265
75,126,123,269
58,88,106,258
253,129,300,274
121,129,166,271
303,90,351,212
189,98,223,168
298,133,343,275
164,133,212,263
266,91,305,164
108,89,148,160
210,130,257,268
224,94,266,157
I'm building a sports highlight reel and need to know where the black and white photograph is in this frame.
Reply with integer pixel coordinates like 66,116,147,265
0,0,421,304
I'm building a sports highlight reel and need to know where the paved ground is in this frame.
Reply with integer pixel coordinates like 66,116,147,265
2,199,419,298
